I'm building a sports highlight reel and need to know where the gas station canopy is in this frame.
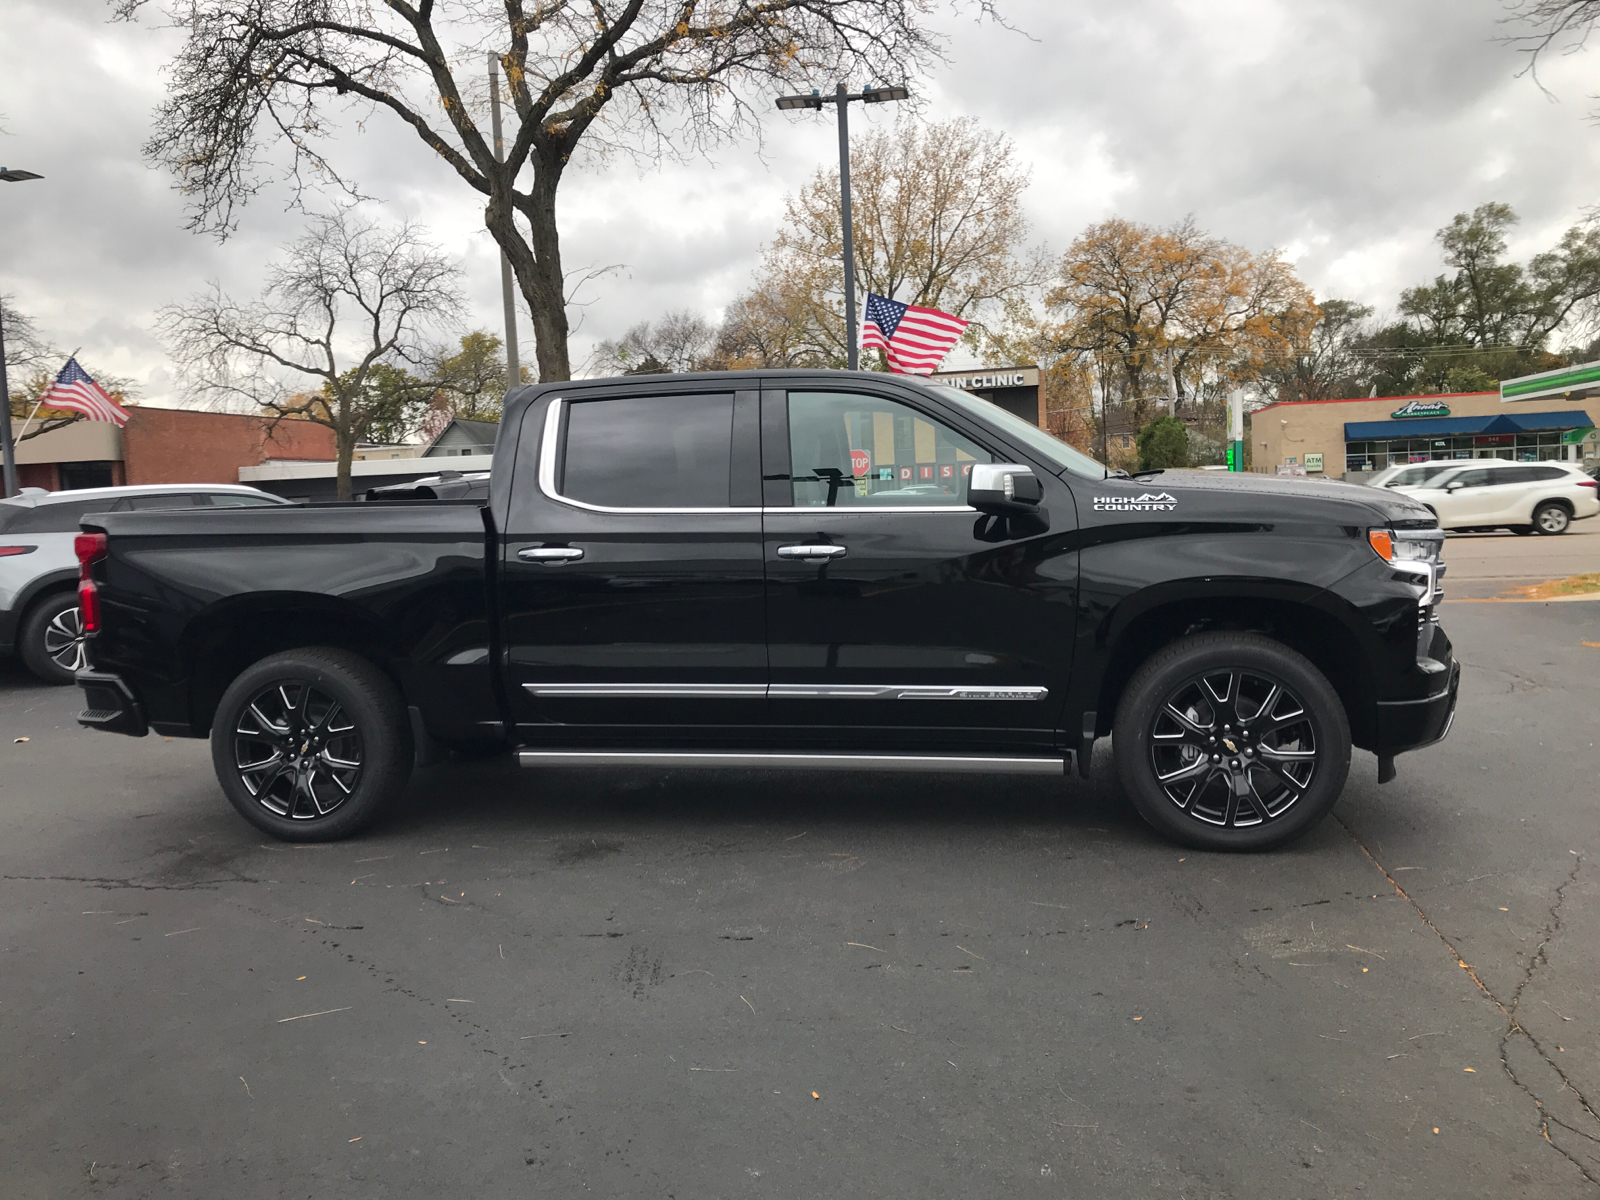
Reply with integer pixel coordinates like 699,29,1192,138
1500,360,1600,404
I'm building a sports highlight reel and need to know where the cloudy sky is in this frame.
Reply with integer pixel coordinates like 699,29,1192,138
2,0,1598,405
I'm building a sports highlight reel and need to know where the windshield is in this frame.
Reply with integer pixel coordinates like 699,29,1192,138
926,385,1107,479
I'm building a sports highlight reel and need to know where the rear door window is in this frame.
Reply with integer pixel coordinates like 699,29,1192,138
560,394,734,509
6,499,124,533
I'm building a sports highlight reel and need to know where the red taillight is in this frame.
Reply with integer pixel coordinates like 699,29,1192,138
75,533,108,635
0,545,36,557
1580,480,1598,489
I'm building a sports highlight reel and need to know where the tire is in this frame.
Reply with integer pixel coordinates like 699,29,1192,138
210,648,412,842
1533,502,1570,535
1112,632,1352,852
18,592,87,685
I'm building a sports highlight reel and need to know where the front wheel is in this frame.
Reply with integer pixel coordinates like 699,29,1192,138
1534,502,1570,535
1113,632,1351,852
210,648,412,841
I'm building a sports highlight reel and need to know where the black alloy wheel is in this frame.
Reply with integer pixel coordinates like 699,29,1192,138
1148,669,1316,828
19,593,87,685
233,681,364,820
211,648,412,841
1114,632,1351,852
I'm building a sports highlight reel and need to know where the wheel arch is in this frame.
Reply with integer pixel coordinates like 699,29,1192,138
1092,588,1378,751
181,593,402,736
13,569,79,628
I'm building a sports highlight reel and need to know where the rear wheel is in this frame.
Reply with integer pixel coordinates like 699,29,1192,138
1113,632,1351,852
18,592,86,685
1534,502,1571,535
210,648,412,842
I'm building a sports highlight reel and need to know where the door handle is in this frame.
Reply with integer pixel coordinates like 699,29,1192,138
776,543,847,562
518,546,584,563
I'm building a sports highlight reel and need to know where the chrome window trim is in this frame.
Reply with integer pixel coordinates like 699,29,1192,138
523,682,1047,701
538,397,762,516
765,505,978,515
538,397,976,516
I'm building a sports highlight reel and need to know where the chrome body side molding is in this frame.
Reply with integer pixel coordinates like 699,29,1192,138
518,750,1067,775
522,682,1049,701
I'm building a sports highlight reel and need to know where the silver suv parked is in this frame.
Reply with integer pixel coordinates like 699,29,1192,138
0,484,288,683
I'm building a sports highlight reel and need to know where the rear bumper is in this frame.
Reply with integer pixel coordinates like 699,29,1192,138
76,670,149,738
1374,659,1459,755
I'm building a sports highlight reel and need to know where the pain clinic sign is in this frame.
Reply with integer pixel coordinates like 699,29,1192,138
930,365,1040,391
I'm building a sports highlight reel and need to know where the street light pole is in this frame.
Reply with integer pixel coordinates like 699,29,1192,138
775,84,909,372
0,166,44,499
487,55,521,387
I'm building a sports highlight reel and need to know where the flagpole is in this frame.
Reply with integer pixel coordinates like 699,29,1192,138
0,311,16,498
835,83,859,372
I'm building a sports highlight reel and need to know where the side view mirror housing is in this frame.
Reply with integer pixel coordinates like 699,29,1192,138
967,463,1043,515
1445,479,1465,491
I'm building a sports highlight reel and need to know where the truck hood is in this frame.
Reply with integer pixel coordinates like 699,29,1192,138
1128,470,1436,527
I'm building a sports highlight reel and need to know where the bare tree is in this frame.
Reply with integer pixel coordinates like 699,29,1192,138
2,297,74,444
112,0,987,384
161,212,463,500
592,309,716,374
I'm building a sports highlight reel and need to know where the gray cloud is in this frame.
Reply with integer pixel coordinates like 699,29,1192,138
2,0,1597,401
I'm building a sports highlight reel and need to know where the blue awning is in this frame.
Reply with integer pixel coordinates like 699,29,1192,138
1344,410,1593,440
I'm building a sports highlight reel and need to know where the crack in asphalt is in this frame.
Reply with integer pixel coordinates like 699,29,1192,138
1335,817,1599,1189
0,874,252,891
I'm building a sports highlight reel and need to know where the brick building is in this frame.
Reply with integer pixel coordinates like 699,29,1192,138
12,406,336,491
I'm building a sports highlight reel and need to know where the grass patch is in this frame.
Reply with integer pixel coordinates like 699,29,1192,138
1509,572,1600,600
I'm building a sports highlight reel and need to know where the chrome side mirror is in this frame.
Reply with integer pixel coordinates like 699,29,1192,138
967,463,1042,515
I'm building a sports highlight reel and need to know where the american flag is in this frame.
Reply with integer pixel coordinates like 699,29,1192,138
39,358,129,426
860,292,969,375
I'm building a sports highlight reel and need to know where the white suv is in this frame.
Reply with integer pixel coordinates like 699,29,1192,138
0,484,288,684
1396,462,1600,535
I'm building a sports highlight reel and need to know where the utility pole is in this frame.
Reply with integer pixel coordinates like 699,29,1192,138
0,166,44,498
775,84,908,371
487,55,521,387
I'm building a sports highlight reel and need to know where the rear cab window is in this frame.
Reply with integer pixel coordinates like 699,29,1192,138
557,393,735,509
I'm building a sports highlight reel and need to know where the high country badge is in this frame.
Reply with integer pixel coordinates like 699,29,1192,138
1093,491,1178,512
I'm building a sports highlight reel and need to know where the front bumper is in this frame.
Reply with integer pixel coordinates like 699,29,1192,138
1374,658,1459,755
76,670,149,738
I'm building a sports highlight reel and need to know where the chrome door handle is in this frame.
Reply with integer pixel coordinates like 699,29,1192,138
518,546,584,563
777,544,847,562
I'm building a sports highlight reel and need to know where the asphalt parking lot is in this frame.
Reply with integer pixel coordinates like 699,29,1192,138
2,533,1597,1199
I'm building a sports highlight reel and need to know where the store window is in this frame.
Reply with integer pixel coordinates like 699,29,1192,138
786,391,992,508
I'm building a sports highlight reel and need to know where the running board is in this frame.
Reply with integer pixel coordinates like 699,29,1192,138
517,750,1068,775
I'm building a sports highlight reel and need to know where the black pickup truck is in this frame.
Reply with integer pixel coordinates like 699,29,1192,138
73,371,1457,851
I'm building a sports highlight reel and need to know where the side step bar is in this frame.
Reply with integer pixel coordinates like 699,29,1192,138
517,750,1069,775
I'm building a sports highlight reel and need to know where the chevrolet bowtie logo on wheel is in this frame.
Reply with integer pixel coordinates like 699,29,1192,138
1092,492,1178,512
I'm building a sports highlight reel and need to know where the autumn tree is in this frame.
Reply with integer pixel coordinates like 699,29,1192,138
161,212,463,500
430,331,513,421
1048,217,1319,430
114,0,982,384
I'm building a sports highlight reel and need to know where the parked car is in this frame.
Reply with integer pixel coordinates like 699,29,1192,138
366,470,490,502
1364,459,1510,490
1394,462,1599,534
74,371,1457,853
0,484,289,683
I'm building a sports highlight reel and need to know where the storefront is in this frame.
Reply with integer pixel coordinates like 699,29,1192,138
1250,390,1597,479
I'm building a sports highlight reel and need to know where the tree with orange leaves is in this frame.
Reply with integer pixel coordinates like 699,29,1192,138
1049,217,1318,431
